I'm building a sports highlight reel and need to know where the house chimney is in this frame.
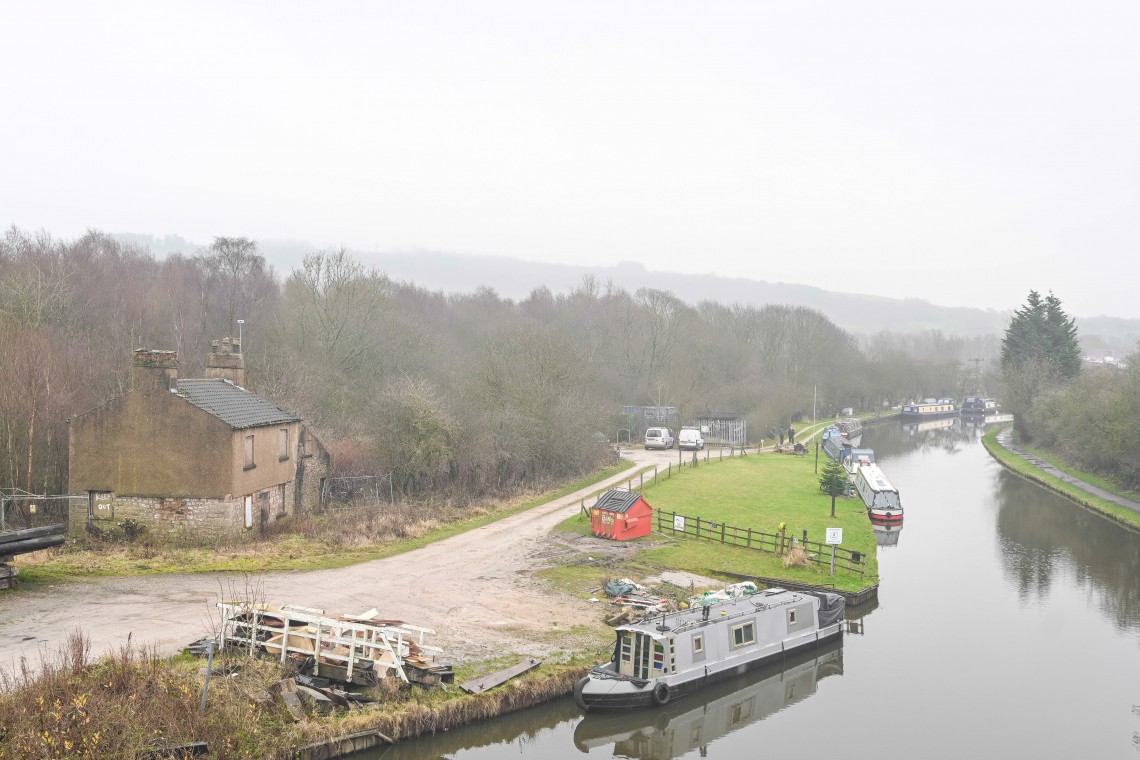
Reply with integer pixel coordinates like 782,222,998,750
205,336,245,386
131,349,179,393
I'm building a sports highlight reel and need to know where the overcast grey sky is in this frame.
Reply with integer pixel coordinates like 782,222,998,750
3,2,1138,318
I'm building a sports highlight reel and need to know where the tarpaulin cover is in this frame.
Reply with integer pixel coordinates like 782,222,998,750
815,592,846,627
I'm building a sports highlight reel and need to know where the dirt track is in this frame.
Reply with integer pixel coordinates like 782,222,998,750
0,448,696,673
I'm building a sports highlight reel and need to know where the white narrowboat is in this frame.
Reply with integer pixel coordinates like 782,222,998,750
855,463,902,523
573,588,844,711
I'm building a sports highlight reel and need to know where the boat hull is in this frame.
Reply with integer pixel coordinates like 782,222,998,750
867,508,903,523
574,624,843,711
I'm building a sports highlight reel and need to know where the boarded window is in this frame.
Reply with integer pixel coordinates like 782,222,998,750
244,435,255,469
279,428,289,460
692,634,704,655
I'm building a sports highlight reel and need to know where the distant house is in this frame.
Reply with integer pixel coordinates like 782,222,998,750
591,489,653,541
67,342,329,537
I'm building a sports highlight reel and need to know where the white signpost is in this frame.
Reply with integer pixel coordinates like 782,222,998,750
825,528,843,576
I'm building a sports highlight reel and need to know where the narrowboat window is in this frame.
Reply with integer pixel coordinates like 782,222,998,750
620,633,632,662
789,609,797,625
731,621,755,648
692,634,704,655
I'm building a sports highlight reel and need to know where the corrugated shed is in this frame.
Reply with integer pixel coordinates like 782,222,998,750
175,378,300,430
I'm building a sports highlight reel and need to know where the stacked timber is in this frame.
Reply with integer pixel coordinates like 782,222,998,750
217,602,453,687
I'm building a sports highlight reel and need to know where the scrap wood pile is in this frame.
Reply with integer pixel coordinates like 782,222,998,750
603,578,674,626
216,601,454,688
272,673,381,722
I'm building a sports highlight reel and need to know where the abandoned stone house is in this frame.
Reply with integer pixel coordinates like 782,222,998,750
67,341,330,537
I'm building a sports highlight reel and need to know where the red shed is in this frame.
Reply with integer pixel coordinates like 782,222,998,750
591,490,653,541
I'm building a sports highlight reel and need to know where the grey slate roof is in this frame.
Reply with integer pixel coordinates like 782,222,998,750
175,378,301,430
594,489,646,514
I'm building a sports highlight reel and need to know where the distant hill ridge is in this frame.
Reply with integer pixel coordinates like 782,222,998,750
344,249,1140,344
114,234,1140,344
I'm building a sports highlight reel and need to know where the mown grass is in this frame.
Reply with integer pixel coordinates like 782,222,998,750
15,460,639,585
982,426,1140,531
550,450,878,594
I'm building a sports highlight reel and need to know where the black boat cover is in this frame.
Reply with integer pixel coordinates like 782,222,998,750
815,592,845,627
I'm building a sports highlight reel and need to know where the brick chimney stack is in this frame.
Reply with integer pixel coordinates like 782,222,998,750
205,336,245,386
131,349,179,393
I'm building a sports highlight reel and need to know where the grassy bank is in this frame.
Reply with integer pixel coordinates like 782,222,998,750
15,460,638,585
982,426,1140,532
546,449,879,595
0,633,588,760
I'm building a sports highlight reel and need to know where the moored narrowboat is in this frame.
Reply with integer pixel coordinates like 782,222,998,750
855,463,902,523
574,588,844,711
900,398,959,418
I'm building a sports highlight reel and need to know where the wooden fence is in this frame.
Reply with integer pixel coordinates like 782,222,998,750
653,509,866,578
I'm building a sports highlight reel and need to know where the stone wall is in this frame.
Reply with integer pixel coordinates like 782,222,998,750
80,480,292,538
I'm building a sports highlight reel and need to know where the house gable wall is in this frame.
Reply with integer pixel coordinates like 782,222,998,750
69,384,232,499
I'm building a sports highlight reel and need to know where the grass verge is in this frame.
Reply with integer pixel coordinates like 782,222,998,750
981,426,1140,532
14,460,639,585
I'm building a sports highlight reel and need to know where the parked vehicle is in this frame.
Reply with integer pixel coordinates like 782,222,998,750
644,427,675,450
678,428,704,451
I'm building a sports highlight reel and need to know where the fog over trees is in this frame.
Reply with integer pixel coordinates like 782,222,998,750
2,227,1120,502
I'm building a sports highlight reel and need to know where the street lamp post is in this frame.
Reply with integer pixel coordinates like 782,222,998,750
236,320,244,354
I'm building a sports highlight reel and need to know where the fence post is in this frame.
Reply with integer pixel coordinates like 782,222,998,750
720,522,726,544
781,526,787,555
667,464,671,479
640,472,644,490
695,516,701,539
654,466,658,486
747,527,752,549
803,529,808,545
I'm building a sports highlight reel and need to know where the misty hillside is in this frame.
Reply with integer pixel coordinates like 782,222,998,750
324,249,1140,348
116,234,1140,348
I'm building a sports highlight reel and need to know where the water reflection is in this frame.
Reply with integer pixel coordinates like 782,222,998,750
994,469,1140,633
573,641,842,759
871,518,903,547
352,696,582,760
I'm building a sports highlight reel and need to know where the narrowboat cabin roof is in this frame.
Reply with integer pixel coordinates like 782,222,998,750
616,588,804,639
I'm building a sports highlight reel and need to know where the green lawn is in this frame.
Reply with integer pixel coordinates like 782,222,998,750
554,451,878,593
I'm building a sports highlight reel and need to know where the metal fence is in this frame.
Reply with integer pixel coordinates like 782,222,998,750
0,490,77,531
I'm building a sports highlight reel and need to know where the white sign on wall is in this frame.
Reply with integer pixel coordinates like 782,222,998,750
825,528,843,545
674,515,685,531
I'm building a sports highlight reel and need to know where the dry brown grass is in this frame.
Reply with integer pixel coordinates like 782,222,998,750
298,666,587,746
0,632,298,759
782,545,810,568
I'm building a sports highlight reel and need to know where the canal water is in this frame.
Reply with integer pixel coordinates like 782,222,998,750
360,420,1140,759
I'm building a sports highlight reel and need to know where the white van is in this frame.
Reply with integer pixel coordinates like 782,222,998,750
644,427,675,450
678,428,704,451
